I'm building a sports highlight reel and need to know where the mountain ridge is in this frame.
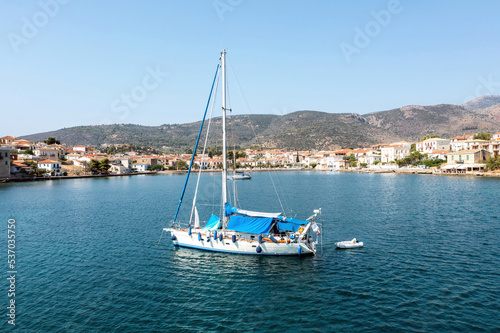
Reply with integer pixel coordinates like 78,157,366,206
19,96,500,151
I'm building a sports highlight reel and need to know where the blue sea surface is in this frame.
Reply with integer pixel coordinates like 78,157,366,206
1,172,499,332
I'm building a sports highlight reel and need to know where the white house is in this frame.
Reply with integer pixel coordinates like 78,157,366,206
66,153,82,161
34,147,60,161
358,154,381,167
38,159,62,176
450,139,489,152
73,145,87,152
381,145,410,163
416,138,450,154
132,163,150,172
109,164,128,174
427,150,449,160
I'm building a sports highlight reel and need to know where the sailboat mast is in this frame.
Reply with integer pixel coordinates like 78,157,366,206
221,50,228,213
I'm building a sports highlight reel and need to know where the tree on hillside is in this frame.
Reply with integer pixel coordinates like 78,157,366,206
23,149,34,155
227,151,246,160
44,137,60,145
99,158,111,172
421,135,440,141
473,132,491,140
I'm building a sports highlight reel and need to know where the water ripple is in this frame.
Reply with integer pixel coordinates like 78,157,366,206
1,173,499,331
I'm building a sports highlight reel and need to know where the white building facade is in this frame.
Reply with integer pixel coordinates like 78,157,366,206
416,138,450,154
38,160,62,176
381,145,410,163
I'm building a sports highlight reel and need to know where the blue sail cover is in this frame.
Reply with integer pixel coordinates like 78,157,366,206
277,218,308,232
227,216,273,234
224,203,281,218
203,214,221,231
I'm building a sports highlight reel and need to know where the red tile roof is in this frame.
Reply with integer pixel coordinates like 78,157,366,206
38,159,59,164
428,150,449,154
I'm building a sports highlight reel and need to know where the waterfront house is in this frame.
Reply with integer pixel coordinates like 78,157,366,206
10,160,32,175
443,149,489,173
492,132,500,140
0,147,11,178
358,154,381,167
416,138,451,154
427,150,449,160
132,163,150,172
109,163,129,174
38,159,62,176
381,145,410,163
136,156,159,167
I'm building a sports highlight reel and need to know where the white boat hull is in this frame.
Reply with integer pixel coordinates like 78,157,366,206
165,228,315,256
335,240,363,249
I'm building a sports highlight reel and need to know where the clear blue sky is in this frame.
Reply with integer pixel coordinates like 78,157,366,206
2,0,500,136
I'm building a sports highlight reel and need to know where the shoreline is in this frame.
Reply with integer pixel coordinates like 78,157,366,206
2,167,500,183
336,168,500,177
0,171,160,183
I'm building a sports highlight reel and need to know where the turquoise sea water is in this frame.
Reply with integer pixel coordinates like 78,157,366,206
1,172,499,332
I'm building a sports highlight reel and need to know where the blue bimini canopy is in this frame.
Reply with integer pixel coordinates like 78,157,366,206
277,218,308,232
226,215,273,234
203,214,221,231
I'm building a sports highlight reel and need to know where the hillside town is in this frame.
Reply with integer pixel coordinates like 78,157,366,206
1,132,500,181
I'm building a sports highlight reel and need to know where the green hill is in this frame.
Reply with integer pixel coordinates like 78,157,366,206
20,96,500,151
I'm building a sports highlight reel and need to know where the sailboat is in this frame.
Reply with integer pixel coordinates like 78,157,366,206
228,170,251,180
163,50,322,256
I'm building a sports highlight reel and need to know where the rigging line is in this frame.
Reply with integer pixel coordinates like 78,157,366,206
226,56,260,141
212,169,216,216
173,62,220,223
273,169,291,215
226,71,237,205
267,170,286,215
228,99,239,205
189,61,221,224
228,56,286,211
